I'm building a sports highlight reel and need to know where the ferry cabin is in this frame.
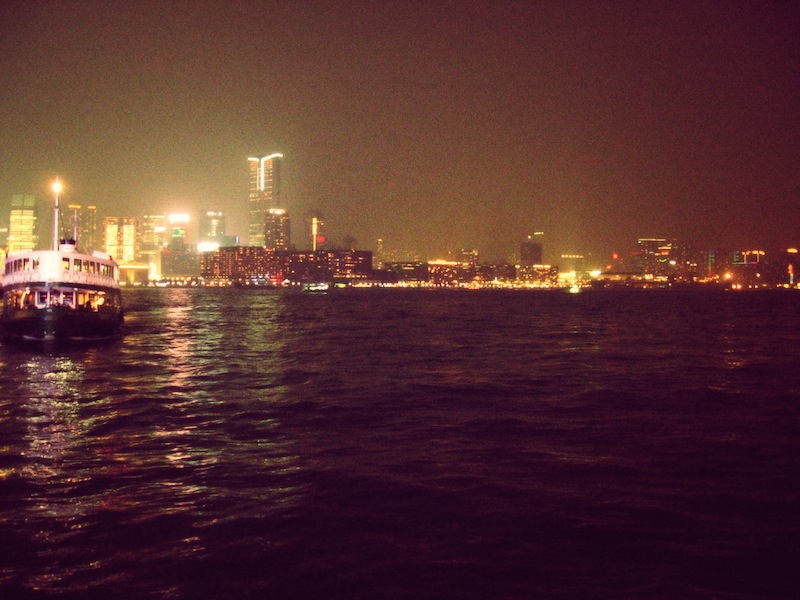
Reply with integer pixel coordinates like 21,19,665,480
2,248,123,341
4,252,119,312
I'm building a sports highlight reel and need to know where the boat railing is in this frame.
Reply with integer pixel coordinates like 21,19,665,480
4,268,118,288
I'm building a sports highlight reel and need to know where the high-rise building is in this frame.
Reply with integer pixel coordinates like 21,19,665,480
103,217,138,264
64,204,98,253
264,208,290,251
8,195,38,254
161,213,200,278
248,153,283,247
167,213,190,249
198,210,227,252
140,214,169,256
139,214,169,278
520,233,544,266
200,210,225,241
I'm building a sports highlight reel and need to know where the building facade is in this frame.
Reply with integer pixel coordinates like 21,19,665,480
264,208,290,251
199,210,226,251
8,195,38,254
201,247,373,284
520,233,544,266
64,203,98,253
103,217,138,264
248,153,283,247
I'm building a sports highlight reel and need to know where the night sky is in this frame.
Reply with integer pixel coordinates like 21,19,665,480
1,0,798,262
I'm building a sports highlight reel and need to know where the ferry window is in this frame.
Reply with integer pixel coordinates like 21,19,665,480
37,291,48,306
32,258,39,270
22,258,29,270
74,259,82,271
62,257,70,270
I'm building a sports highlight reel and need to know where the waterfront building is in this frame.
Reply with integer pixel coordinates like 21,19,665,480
517,263,559,285
265,208,290,251
8,195,38,254
200,247,373,284
248,153,283,247
456,249,479,265
475,262,517,283
428,260,476,285
103,217,138,264
201,246,282,283
385,262,430,283
326,250,372,280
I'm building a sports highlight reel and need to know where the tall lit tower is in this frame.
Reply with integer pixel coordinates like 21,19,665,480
103,216,138,264
248,153,283,247
7,194,38,254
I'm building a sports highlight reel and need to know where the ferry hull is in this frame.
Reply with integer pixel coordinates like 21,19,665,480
1,305,123,343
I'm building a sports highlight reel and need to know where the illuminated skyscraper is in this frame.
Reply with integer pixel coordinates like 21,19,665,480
140,214,169,256
264,208,290,251
248,153,283,247
103,217,138,264
8,195,38,254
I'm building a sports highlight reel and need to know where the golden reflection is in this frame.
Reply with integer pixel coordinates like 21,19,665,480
19,355,86,487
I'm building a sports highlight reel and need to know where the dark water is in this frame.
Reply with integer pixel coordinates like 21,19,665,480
1,288,799,599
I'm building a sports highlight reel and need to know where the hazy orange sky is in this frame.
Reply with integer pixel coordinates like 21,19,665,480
1,0,798,262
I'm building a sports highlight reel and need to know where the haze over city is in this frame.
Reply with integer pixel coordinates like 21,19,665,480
1,0,798,262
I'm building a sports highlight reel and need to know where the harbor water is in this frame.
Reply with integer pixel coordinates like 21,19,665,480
1,287,799,599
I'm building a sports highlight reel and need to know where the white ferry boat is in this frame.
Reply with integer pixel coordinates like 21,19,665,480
1,178,124,343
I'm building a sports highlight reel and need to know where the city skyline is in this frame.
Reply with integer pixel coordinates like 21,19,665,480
3,174,800,271
1,2,798,261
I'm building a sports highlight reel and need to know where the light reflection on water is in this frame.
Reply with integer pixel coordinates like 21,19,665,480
1,288,799,599
0,288,308,595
